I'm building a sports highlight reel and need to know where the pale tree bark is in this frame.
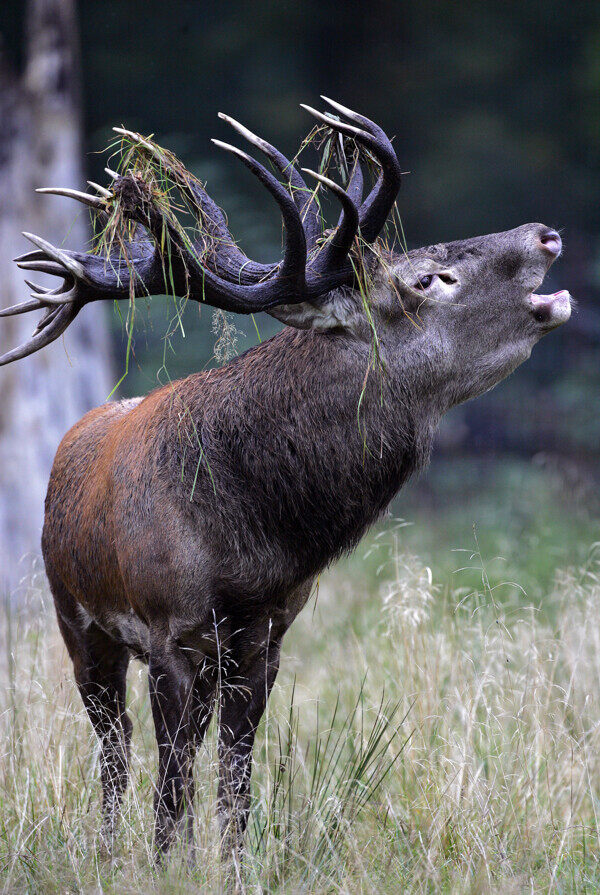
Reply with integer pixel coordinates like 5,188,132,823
0,0,112,599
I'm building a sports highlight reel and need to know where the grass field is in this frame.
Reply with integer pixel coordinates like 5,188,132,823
1,458,599,893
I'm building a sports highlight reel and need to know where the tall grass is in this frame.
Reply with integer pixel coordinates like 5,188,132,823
1,534,600,893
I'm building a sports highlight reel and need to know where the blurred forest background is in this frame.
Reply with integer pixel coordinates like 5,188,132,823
0,0,598,595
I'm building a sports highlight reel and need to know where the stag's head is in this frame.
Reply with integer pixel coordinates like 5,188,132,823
1,96,571,413
361,223,569,409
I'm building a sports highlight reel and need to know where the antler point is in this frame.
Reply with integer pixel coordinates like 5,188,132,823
212,138,239,153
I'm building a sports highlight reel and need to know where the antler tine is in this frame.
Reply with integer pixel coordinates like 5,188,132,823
113,124,230,227
21,233,88,281
17,259,69,276
14,250,46,263
211,139,307,283
33,306,61,336
0,302,80,366
113,126,155,153
218,113,321,248
87,181,113,199
36,187,106,209
320,96,387,136
29,290,76,305
0,297,51,317
300,105,364,139
22,278,75,305
301,168,359,262
23,278,51,294
302,101,401,243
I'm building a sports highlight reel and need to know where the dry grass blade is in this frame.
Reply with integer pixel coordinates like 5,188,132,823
3,538,600,892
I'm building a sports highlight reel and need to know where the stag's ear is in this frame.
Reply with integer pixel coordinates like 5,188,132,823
267,290,360,332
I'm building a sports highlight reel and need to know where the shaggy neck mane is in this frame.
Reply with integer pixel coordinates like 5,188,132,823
161,326,433,597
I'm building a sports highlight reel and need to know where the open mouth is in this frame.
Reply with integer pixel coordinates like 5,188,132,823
528,290,572,329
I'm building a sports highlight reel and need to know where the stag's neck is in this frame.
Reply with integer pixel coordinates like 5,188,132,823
168,327,436,593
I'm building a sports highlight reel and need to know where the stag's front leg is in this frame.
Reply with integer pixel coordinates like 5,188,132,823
148,635,215,860
217,640,281,865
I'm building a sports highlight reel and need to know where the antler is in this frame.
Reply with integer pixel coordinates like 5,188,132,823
1,100,402,365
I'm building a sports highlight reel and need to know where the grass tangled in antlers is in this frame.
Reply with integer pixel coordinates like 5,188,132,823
93,119,399,301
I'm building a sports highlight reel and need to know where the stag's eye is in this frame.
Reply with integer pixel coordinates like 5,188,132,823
414,274,435,290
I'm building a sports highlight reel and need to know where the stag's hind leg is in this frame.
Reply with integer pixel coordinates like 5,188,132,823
51,585,132,848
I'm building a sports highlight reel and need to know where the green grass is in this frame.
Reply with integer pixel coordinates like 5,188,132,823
1,468,599,893
396,455,598,606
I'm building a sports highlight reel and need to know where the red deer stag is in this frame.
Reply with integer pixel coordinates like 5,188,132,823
0,98,571,861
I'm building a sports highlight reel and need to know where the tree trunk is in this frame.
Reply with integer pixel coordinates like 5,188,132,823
0,0,112,599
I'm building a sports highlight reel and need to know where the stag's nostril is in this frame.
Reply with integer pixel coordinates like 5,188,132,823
539,229,562,256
